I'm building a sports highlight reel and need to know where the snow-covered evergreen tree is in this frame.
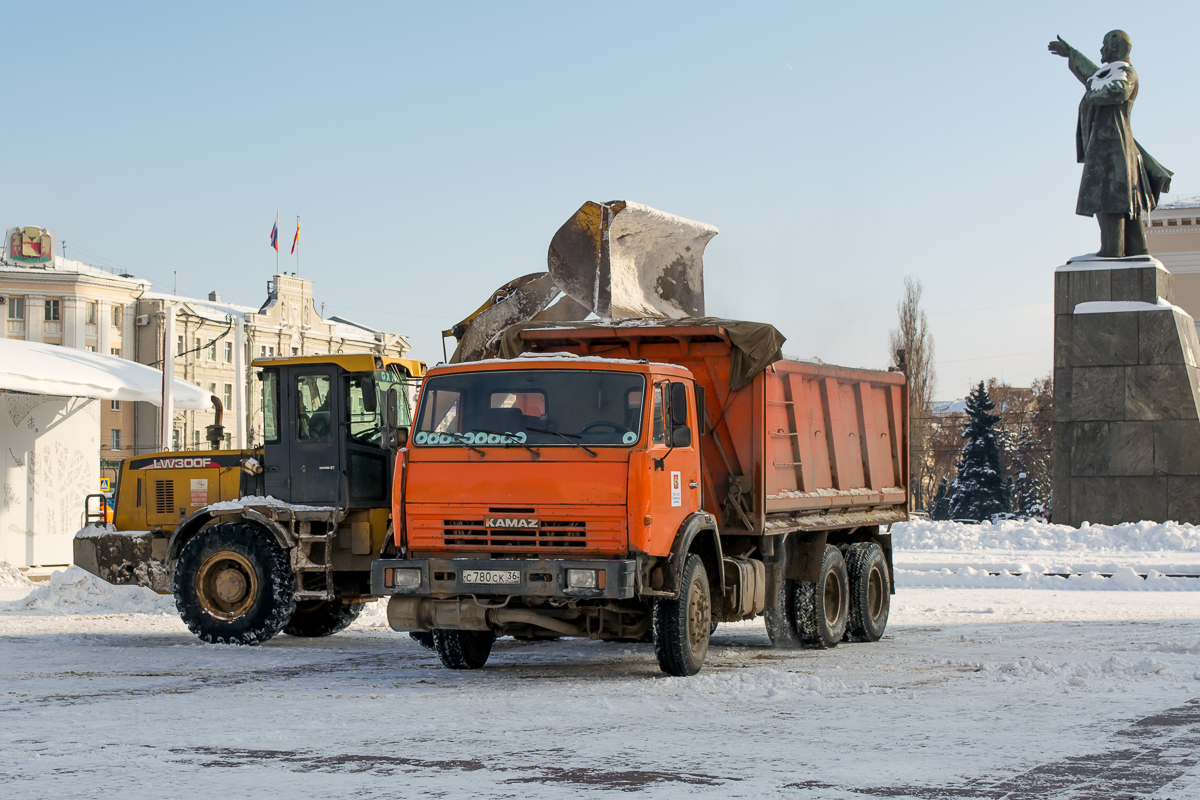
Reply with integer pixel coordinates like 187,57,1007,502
1010,428,1048,519
946,382,1009,521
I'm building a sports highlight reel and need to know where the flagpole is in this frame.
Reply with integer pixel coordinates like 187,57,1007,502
275,211,280,275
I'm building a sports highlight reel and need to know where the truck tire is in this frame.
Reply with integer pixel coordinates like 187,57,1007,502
764,577,803,649
174,522,296,645
433,629,495,669
284,599,364,637
653,554,711,676
795,545,849,649
845,542,890,642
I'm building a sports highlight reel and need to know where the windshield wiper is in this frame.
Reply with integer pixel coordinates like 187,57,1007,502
443,431,485,456
525,427,597,458
470,429,541,458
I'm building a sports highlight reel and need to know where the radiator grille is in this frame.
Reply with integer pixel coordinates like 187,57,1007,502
442,519,587,549
154,480,175,515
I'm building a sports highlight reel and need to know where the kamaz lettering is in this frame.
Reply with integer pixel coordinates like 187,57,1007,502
485,517,541,529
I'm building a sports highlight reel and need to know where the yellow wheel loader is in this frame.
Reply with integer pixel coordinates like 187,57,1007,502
74,353,425,645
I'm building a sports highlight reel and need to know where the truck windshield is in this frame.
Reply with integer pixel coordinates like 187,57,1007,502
414,369,645,447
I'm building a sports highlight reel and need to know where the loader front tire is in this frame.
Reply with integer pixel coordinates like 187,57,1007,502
433,629,495,669
174,522,295,645
653,554,711,676
284,599,364,638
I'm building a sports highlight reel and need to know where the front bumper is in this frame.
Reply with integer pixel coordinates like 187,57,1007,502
371,557,637,601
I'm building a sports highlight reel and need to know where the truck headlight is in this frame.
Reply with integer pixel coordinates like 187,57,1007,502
566,569,599,589
391,569,421,588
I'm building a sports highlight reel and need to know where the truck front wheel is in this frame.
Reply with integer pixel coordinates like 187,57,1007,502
174,522,296,645
795,544,849,648
433,629,495,669
845,542,890,642
284,599,364,637
653,554,711,676
764,578,803,649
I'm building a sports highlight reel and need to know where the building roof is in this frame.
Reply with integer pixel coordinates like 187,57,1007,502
0,338,211,409
141,290,258,322
1158,195,1200,210
0,255,150,288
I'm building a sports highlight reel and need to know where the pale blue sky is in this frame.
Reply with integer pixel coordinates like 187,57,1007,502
4,1,1197,399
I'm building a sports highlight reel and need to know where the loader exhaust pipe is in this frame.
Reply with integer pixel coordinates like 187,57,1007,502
206,395,225,450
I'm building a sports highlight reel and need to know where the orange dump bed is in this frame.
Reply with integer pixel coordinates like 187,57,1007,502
516,323,908,534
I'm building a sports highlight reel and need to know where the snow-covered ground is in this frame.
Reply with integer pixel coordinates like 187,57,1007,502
2,519,1200,798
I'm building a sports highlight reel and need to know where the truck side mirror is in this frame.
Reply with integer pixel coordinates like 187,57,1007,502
671,426,692,448
669,382,689,427
395,426,409,447
361,375,377,413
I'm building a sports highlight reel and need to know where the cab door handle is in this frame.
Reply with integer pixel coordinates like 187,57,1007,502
318,465,337,471
689,481,699,488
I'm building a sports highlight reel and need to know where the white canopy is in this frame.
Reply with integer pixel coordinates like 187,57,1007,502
0,338,212,410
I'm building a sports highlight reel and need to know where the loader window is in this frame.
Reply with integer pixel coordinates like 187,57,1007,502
261,370,280,444
346,374,383,445
297,374,332,440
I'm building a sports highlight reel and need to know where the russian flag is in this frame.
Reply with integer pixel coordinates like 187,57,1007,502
270,218,279,252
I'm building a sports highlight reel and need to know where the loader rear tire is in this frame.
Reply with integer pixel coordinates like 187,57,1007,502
174,522,295,646
284,599,364,638
433,629,495,669
653,554,711,676
845,542,890,642
795,545,849,649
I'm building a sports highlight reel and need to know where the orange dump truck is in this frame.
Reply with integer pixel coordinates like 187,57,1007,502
372,320,907,675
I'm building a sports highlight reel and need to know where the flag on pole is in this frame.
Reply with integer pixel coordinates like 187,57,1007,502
270,215,279,252
290,216,299,254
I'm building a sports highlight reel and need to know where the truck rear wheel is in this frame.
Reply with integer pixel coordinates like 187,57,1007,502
795,545,849,649
653,554,711,676
174,522,295,645
845,542,890,642
764,578,803,649
284,599,364,638
433,629,495,669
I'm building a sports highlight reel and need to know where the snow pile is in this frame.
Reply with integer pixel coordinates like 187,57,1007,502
3,567,176,615
0,561,33,589
980,654,1173,687
896,566,1200,591
206,495,329,512
657,666,850,698
894,518,1200,553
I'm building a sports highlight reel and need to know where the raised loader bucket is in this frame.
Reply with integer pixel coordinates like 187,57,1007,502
547,200,717,319
445,272,563,363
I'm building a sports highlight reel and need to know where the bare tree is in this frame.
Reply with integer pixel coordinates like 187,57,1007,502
889,277,936,509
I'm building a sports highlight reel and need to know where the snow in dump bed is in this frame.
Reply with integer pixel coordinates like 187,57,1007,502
0,566,174,615
893,518,1200,553
205,495,329,513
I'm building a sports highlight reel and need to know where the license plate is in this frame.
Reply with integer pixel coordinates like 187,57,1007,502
461,569,521,585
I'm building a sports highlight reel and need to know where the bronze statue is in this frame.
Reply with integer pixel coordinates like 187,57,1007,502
1049,31,1172,258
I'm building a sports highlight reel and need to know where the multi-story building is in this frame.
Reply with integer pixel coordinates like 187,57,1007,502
1145,195,1200,315
2,226,414,476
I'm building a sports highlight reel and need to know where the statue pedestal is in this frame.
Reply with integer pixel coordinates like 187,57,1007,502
1053,254,1200,525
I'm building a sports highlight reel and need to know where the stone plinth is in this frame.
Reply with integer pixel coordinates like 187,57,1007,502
1053,254,1200,526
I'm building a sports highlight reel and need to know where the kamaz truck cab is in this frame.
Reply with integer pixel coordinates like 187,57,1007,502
74,353,424,645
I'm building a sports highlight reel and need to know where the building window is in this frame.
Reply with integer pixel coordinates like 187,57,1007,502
1152,219,1164,227
85,345,96,352
223,383,233,409
111,304,123,328
292,347,299,356
177,335,184,356
45,299,60,321
111,400,122,411
110,429,121,450
86,301,97,325
194,337,201,357
193,430,200,449
224,341,233,363
172,428,181,450
208,340,217,361
1168,219,1178,227
7,297,24,320
111,347,121,357
1185,219,1194,226
224,433,231,447
207,382,217,398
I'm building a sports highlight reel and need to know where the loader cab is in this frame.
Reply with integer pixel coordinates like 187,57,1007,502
255,354,420,508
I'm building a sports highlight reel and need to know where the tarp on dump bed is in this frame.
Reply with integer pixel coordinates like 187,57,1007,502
495,318,786,392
